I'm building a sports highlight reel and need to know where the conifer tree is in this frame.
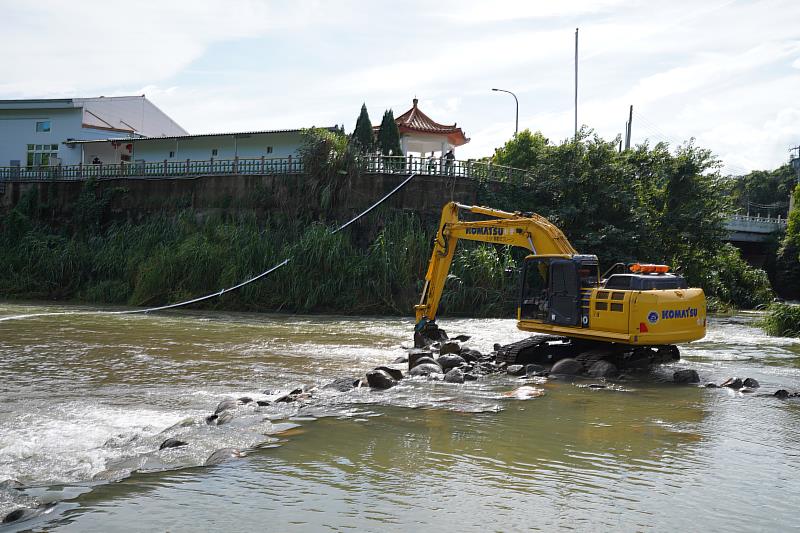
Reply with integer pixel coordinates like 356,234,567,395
352,103,374,153
377,109,403,157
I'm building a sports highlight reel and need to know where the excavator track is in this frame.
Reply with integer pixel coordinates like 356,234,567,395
495,336,681,369
495,335,582,365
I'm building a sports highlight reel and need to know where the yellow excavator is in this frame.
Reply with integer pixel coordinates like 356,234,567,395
414,202,707,368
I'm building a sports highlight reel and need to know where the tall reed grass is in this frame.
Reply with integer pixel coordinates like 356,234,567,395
0,197,523,317
759,303,800,338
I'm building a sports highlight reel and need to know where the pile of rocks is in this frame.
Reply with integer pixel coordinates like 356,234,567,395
705,376,761,392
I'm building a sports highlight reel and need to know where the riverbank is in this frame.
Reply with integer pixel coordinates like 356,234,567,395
1,302,799,531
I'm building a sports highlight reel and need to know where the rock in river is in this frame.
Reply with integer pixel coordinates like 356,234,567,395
374,366,403,381
205,448,245,466
159,438,188,450
550,358,583,376
438,354,466,372
722,377,744,389
409,363,443,377
742,377,760,389
673,369,700,384
506,364,526,376
525,364,547,376
588,360,617,379
366,369,397,390
438,342,462,356
408,350,434,369
214,398,239,414
409,356,438,370
444,368,465,384
323,377,360,392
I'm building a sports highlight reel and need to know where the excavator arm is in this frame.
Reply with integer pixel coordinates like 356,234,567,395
414,202,577,325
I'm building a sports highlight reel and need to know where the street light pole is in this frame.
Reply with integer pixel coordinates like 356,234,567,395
492,88,518,136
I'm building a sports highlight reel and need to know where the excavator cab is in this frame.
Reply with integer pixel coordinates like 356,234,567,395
520,255,599,327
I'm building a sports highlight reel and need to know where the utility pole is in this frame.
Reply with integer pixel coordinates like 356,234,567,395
625,105,633,150
574,28,579,139
790,145,800,212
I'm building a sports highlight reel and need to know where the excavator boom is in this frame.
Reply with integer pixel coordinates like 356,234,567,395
415,202,576,323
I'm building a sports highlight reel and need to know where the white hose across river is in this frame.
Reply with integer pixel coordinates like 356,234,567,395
0,172,418,322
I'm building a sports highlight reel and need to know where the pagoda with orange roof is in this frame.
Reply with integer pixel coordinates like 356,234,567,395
388,98,469,156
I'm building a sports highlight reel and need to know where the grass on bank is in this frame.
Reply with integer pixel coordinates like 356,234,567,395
759,303,800,338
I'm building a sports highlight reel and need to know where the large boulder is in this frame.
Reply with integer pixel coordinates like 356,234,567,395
588,360,618,379
444,368,465,384
409,363,443,377
673,369,700,384
550,358,583,376
438,354,466,372
439,342,462,356
366,369,397,390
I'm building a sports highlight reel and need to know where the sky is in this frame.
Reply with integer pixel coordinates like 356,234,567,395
1,0,798,175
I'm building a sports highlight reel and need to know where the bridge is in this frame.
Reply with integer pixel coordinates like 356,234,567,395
724,214,787,243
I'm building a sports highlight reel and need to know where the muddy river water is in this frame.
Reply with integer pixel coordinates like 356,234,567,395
1,301,799,531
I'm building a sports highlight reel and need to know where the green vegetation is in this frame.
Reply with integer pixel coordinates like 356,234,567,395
0,127,788,316
727,164,795,218
0,179,507,316
377,110,402,156
775,183,800,300
352,103,374,153
759,302,800,337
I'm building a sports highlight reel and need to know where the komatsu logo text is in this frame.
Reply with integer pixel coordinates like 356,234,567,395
661,308,698,319
466,227,504,236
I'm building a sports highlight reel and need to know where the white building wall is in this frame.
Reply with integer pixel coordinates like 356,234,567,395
0,107,83,166
81,131,306,165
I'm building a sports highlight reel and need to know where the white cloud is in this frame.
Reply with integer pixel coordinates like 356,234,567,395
0,0,341,96
1,0,798,173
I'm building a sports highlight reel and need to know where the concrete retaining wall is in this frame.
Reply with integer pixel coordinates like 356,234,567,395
0,173,487,223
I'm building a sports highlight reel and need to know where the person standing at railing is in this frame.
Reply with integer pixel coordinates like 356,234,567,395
445,149,455,176
427,152,436,174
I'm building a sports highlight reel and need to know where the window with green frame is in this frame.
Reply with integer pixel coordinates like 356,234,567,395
26,144,59,167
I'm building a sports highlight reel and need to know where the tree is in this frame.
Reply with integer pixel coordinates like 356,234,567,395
352,103,374,153
377,110,402,156
492,129,549,170
775,183,800,299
